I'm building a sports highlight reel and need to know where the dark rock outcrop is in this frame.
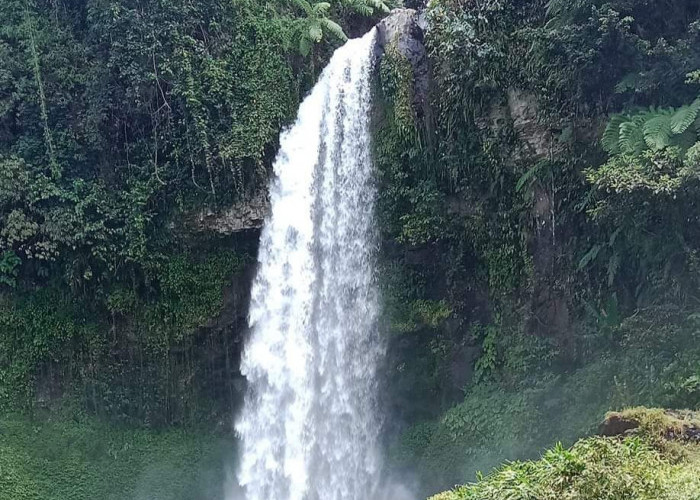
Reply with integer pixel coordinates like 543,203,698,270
189,194,270,234
376,8,429,119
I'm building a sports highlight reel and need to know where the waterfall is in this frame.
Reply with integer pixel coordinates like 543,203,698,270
235,28,384,500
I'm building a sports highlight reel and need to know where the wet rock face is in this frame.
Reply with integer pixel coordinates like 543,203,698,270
507,88,554,159
191,194,270,234
376,8,429,118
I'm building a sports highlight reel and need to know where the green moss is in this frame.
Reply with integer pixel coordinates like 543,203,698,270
603,407,700,461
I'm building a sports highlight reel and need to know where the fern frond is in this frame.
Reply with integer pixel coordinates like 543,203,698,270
321,18,347,41
357,5,374,16
619,121,645,155
515,162,545,192
578,244,602,270
308,22,323,42
367,0,390,13
344,0,373,16
602,114,626,154
643,114,672,150
670,97,700,135
313,1,331,15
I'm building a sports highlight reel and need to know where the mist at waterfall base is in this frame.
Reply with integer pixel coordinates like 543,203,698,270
224,29,415,500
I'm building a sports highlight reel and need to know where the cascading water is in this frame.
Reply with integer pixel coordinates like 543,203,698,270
234,28,384,500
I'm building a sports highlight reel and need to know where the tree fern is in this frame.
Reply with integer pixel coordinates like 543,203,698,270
312,1,331,15
292,0,349,56
343,0,391,16
291,0,314,17
344,0,373,16
366,0,391,14
308,23,323,42
299,35,313,56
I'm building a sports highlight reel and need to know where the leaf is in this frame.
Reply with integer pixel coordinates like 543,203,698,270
308,23,323,42
619,120,645,155
291,0,314,16
602,114,626,154
515,161,548,192
608,227,621,246
299,35,312,56
578,244,602,270
321,18,347,41
345,0,373,16
670,97,700,134
642,114,672,150
515,163,543,192
367,0,390,13
312,2,331,15
607,253,620,286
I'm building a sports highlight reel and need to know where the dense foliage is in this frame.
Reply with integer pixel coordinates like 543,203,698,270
374,0,700,495
0,0,386,425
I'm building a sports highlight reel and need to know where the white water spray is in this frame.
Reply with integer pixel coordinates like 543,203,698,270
234,29,384,500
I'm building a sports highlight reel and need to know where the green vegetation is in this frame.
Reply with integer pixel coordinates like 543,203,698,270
0,0,384,426
428,407,700,500
389,307,700,493
429,432,700,500
375,0,700,497
0,250,246,426
0,412,229,499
